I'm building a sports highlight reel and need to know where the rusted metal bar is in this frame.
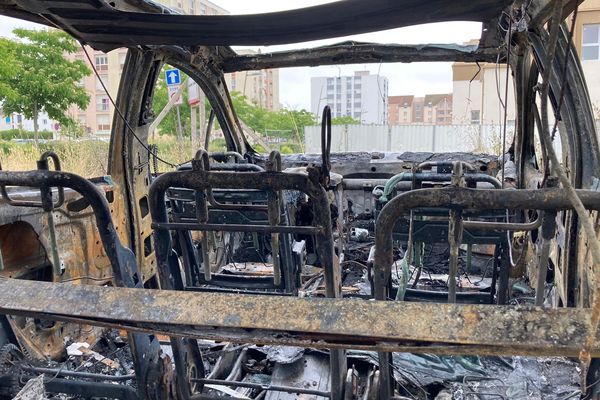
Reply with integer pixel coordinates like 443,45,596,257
194,151,213,282
463,215,543,231
152,222,323,235
448,162,465,304
0,278,599,356
266,151,282,286
221,42,499,72
448,208,463,303
0,151,65,209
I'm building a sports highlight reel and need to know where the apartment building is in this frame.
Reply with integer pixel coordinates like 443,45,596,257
388,95,414,125
388,94,452,125
68,0,229,138
452,0,600,124
224,50,280,111
311,71,389,125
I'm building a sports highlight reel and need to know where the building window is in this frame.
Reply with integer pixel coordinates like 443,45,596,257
95,55,108,71
97,115,111,132
96,95,110,112
78,114,86,125
582,24,600,61
96,75,108,92
471,110,481,124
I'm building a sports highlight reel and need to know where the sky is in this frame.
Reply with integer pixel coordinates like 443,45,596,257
0,0,483,110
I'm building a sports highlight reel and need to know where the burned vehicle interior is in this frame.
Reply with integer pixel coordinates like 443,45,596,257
0,0,599,398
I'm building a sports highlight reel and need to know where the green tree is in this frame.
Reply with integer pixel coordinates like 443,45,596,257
332,115,360,125
151,66,191,137
0,28,90,143
229,92,315,143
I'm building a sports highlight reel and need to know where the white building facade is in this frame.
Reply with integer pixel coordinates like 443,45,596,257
0,111,56,133
311,71,388,125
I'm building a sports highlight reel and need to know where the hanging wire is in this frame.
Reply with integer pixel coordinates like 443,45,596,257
499,16,514,186
80,44,179,169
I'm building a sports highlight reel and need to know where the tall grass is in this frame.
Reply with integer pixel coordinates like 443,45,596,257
0,136,231,177
0,140,109,177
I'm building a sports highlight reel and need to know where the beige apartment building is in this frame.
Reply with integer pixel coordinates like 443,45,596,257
388,94,452,125
452,0,600,124
224,50,280,111
68,0,280,138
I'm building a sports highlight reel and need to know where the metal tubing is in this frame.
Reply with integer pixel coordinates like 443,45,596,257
447,161,465,304
466,244,473,273
208,163,264,172
46,211,62,277
190,378,331,397
463,214,543,231
194,151,213,282
267,151,282,286
22,366,135,382
152,222,322,235
44,377,138,400
0,151,65,209
448,208,463,303
380,172,502,202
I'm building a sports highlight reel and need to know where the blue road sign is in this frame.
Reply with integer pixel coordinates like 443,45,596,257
165,69,181,86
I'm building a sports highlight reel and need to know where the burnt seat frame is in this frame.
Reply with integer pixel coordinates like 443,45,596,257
148,162,347,399
373,186,600,399
0,169,165,400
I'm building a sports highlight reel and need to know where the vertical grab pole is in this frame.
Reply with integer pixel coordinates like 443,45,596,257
266,151,282,286
194,150,213,281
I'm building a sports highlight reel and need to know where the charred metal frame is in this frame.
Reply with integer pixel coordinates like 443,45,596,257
0,169,172,399
149,164,346,398
374,186,600,398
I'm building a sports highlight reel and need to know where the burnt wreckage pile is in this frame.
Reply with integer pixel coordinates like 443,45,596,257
0,0,599,398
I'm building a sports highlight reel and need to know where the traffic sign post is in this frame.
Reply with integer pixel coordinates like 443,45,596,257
165,69,181,86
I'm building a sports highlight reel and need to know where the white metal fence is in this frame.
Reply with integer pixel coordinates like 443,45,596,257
304,124,517,154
